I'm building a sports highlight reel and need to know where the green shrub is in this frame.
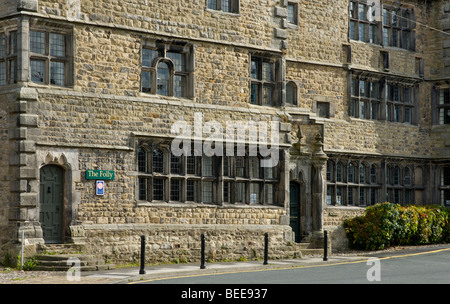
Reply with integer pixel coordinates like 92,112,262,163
344,202,450,251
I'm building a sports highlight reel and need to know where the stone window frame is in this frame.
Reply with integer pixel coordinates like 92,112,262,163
250,53,281,107
439,166,450,206
349,71,418,124
386,164,415,205
287,1,299,26
433,86,450,125
382,5,415,51
327,159,380,207
206,0,239,14
327,157,423,207
349,75,381,120
141,40,194,99
28,27,72,87
136,140,281,206
0,29,17,86
285,80,298,106
349,0,378,44
385,82,414,124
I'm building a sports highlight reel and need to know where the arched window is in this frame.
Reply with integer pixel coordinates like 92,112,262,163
152,148,164,173
359,163,367,184
348,163,356,183
336,162,344,182
138,147,147,173
286,81,297,105
404,167,411,185
157,61,170,96
370,164,377,184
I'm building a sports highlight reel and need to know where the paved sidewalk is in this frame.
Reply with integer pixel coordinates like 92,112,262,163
3,255,370,284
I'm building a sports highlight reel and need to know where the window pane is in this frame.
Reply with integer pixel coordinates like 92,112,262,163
152,149,164,173
236,156,245,177
9,59,16,84
350,21,356,40
153,179,164,200
138,178,147,200
250,59,259,79
249,157,259,178
202,181,213,203
50,61,65,86
202,156,213,176
359,23,365,41
286,82,296,104
141,71,151,93
358,4,365,20
187,180,196,201
264,184,273,204
50,33,65,57
250,183,259,204
221,0,231,12
9,31,17,55
235,182,246,203
174,75,186,97
262,62,272,81
170,179,181,201
440,89,450,105
142,48,158,67
167,52,186,72
251,83,259,104
30,59,45,83
440,108,450,125
0,61,5,86
207,0,217,10
287,4,296,24
138,148,147,172
262,85,273,106
187,155,196,175
170,154,182,174
30,31,45,54
0,34,5,57
157,61,169,95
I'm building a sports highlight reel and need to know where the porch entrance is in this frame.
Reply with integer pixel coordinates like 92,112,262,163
289,181,301,243
39,165,64,244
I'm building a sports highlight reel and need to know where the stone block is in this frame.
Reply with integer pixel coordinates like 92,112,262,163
274,7,288,18
275,28,288,39
17,0,38,12
19,193,38,207
18,140,36,153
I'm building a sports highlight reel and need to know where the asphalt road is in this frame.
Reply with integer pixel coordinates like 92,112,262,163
136,245,450,285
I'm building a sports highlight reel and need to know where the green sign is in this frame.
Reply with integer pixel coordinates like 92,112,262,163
86,170,115,180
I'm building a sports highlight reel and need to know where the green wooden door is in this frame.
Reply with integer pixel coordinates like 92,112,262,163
289,182,301,243
39,165,64,244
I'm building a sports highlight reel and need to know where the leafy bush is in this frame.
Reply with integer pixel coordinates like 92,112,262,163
344,202,450,251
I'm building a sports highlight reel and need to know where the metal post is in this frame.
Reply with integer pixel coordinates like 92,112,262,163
323,230,328,261
263,232,269,265
200,234,206,269
139,235,146,274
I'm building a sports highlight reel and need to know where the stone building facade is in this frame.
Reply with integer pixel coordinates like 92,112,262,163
0,0,450,263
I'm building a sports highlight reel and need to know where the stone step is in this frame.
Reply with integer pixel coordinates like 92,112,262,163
35,254,115,271
36,244,115,271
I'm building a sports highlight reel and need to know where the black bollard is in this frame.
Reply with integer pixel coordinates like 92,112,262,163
323,230,328,261
200,234,206,269
139,235,146,274
263,232,269,265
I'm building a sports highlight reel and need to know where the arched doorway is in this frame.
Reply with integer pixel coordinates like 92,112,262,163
39,165,64,244
289,181,301,243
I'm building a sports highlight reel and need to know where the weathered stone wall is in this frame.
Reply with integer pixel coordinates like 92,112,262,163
80,223,295,264
324,206,365,252
77,203,285,226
